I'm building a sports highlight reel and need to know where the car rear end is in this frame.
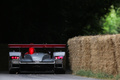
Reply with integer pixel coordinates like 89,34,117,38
9,52,21,74
8,44,66,74
54,52,66,73
19,53,55,73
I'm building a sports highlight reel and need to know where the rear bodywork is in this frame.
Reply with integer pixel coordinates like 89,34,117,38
9,52,21,73
8,44,66,74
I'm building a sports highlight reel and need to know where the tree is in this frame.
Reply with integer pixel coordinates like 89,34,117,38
116,7,120,33
62,0,120,36
102,5,120,34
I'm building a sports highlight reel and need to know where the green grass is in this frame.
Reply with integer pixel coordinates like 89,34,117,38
75,69,114,79
115,74,120,80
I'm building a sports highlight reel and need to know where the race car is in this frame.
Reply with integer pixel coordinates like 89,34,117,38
8,44,66,74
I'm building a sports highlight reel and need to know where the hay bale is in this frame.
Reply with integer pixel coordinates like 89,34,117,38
67,34,120,75
115,34,120,74
90,36,100,72
68,37,83,72
80,36,91,70
90,35,117,74
101,35,117,75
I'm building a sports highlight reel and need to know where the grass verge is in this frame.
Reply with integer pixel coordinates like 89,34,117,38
115,74,120,80
75,69,114,79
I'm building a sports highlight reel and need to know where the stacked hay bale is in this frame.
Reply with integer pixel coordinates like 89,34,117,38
68,34,120,75
68,37,83,72
99,35,117,75
90,36,100,72
115,34,120,74
80,36,91,70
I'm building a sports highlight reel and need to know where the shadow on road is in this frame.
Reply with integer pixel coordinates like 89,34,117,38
0,71,9,74
0,70,72,74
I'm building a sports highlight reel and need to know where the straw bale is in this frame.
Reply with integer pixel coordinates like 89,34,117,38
115,34,120,74
80,36,91,70
91,35,117,74
68,37,83,71
90,36,100,72
67,34,120,75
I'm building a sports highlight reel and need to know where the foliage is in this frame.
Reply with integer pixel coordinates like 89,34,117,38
116,8,120,33
102,5,120,34
76,69,114,79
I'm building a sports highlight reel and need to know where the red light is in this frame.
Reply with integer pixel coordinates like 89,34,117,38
55,56,63,59
15,56,17,59
17,57,19,59
11,56,14,59
11,56,19,59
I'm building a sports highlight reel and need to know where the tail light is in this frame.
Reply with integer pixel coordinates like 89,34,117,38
55,56,63,59
11,56,19,59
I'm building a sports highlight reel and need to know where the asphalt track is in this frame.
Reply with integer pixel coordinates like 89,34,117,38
0,71,101,80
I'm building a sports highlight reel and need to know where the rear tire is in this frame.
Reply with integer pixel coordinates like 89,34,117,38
9,70,16,74
54,68,65,74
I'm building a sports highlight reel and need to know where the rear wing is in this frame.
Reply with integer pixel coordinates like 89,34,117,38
8,44,66,57
8,44,66,48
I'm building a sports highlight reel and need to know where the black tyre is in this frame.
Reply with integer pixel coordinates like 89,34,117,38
9,70,16,74
54,68,65,74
